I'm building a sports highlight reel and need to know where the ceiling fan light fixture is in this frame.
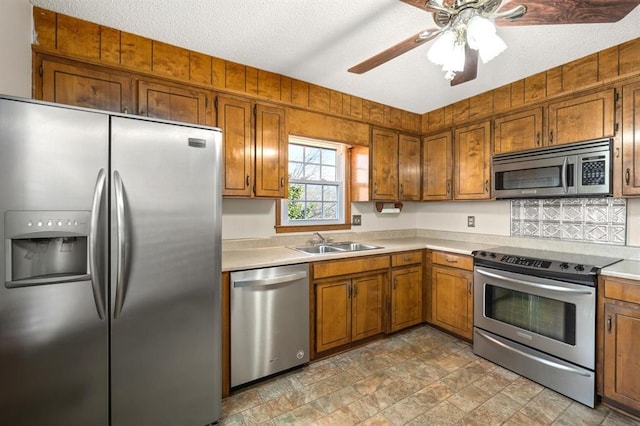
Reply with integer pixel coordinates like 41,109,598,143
427,29,456,66
466,15,507,63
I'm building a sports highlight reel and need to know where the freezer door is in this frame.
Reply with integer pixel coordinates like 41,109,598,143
0,98,109,425
110,116,221,425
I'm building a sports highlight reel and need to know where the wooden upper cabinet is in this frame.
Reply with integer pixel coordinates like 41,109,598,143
422,131,452,201
398,134,421,201
217,96,253,197
371,128,399,201
40,58,133,114
494,108,543,154
254,104,287,198
138,80,212,125
622,81,640,196
454,121,491,200
548,89,616,146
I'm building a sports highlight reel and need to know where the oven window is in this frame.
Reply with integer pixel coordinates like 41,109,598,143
495,165,575,190
485,284,576,345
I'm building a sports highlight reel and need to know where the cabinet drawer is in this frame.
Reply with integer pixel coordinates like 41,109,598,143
313,255,390,280
431,251,473,271
604,277,640,304
392,250,423,267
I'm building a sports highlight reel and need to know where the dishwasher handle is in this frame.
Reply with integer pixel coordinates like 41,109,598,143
233,271,307,288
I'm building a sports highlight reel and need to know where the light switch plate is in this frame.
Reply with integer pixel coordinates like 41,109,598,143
352,215,362,226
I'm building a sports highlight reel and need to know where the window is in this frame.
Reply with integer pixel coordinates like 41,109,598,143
277,136,350,232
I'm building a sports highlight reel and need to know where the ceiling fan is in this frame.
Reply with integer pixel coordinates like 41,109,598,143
349,0,640,86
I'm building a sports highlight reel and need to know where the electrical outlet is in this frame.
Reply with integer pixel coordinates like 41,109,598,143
352,215,362,226
467,216,475,227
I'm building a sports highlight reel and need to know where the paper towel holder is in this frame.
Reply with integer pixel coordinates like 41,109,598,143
375,202,403,214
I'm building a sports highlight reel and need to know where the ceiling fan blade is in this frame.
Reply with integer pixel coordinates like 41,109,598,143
450,46,478,86
348,29,440,74
497,0,640,26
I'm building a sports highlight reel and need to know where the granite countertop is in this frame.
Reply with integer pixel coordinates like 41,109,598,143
222,236,497,272
600,260,640,281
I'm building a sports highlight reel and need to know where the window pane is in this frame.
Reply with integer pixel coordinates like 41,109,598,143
304,164,320,180
289,144,304,162
289,162,304,179
307,184,322,201
321,165,336,181
323,185,337,201
307,202,322,219
322,149,336,166
323,203,337,219
305,147,321,164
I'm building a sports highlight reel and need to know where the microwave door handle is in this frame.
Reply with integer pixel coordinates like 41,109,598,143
561,156,568,193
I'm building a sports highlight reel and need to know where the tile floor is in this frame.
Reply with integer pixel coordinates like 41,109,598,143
220,325,639,425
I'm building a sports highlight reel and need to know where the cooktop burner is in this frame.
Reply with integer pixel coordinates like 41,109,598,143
473,246,622,277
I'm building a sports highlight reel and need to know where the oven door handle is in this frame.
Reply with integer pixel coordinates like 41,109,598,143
476,269,593,295
475,329,592,377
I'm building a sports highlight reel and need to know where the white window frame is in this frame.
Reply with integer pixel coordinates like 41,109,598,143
281,136,346,227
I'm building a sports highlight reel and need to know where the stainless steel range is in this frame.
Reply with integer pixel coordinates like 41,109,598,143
472,247,621,407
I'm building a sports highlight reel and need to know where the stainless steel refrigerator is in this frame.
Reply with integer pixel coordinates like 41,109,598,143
0,96,222,425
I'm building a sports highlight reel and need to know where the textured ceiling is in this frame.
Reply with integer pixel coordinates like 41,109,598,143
29,0,640,114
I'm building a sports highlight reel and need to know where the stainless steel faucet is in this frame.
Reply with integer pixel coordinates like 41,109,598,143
312,232,325,245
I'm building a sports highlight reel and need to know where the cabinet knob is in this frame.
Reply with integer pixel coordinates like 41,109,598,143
549,131,554,144
616,147,620,158
281,177,284,188
484,180,489,193
246,175,250,187
536,132,540,146
625,168,631,185
607,315,612,333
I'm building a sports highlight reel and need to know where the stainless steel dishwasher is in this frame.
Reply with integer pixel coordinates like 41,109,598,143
230,263,309,387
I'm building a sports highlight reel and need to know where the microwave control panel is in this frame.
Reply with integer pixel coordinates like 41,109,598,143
581,157,606,186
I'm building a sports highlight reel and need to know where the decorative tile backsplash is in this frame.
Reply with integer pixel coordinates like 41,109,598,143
511,198,627,245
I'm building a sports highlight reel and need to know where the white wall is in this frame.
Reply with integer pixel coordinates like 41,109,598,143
415,200,511,236
0,0,31,98
626,198,640,247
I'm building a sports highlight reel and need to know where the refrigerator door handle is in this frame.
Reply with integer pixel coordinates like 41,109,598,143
89,169,107,320
113,170,130,318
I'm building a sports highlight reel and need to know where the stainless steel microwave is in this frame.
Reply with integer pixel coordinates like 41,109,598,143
492,138,612,199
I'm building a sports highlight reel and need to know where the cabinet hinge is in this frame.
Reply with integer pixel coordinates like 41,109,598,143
205,96,209,109
615,90,620,102
253,104,257,116
214,97,218,110
39,64,43,77
615,122,620,134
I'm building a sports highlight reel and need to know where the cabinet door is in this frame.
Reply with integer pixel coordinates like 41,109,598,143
548,89,615,146
622,81,640,196
494,108,543,154
431,265,473,339
138,80,212,125
315,280,352,353
255,104,287,198
41,58,133,114
398,134,421,201
217,96,254,197
454,121,491,200
351,274,384,342
422,131,452,201
603,302,640,411
371,128,399,201
391,266,423,332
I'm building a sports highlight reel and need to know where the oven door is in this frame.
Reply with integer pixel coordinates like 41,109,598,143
474,266,595,369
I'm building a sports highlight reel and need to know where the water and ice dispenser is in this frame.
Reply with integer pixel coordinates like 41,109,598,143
5,211,91,288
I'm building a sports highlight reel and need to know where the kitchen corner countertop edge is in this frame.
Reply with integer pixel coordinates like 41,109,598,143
222,237,497,272
600,260,640,281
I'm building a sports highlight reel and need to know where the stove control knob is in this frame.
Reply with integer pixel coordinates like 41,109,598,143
477,251,486,257
559,263,569,270
575,265,585,272
489,253,497,258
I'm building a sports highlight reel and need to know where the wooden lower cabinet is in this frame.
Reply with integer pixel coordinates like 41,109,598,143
599,276,640,416
315,273,385,353
390,251,424,332
428,251,474,340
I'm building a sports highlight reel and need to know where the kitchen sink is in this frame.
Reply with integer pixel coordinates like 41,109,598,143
292,241,383,255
